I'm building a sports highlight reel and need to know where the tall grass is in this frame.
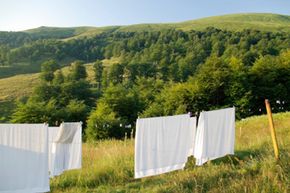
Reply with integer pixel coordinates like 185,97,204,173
50,112,290,192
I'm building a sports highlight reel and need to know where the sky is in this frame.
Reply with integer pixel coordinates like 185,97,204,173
0,0,289,31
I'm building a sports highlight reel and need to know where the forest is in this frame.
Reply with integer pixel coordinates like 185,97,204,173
0,27,289,140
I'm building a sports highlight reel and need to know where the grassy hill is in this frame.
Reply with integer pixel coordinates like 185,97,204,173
24,13,290,40
25,25,121,40
0,73,39,122
0,59,120,122
0,13,289,121
114,13,290,33
49,112,290,192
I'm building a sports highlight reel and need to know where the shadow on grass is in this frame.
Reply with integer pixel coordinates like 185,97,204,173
211,147,268,166
185,142,270,168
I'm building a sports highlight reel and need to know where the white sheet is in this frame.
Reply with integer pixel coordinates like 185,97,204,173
194,107,235,166
0,124,50,193
48,127,59,177
188,117,197,156
54,123,78,143
50,122,82,177
135,114,196,178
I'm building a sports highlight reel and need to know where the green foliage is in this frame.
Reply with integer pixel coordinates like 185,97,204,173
93,60,103,90
142,51,290,120
86,84,142,139
12,60,92,125
249,52,290,114
40,59,59,82
53,69,65,84
68,60,87,81
11,99,59,124
86,102,119,140
108,63,124,85
65,100,88,122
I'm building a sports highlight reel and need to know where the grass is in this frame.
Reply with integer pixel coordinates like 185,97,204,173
50,112,290,193
0,73,40,101
23,13,290,41
115,13,290,33
176,13,290,32
0,62,41,79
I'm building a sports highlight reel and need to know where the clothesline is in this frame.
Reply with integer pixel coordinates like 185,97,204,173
0,122,82,193
135,107,235,178
0,107,236,192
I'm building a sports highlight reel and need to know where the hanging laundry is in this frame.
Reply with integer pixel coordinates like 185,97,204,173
188,117,197,156
48,126,60,177
194,107,235,166
50,122,82,177
135,114,196,178
0,124,50,193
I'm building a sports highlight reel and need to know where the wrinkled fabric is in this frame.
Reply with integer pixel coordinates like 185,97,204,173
48,127,59,177
135,114,196,178
188,117,197,156
54,123,78,143
50,122,82,177
194,107,235,166
0,124,50,193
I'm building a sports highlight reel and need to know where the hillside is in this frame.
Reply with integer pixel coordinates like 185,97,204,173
23,13,290,40
25,26,120,40
0,12,289,128
50,112,290,192
176,13,290,32
0,64,94,122
0,13,289,79
0,59,118,102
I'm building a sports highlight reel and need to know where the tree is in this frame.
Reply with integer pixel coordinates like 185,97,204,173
53,70,64,85
101,68,109,89
86,102,120,140
65,100,88,123
108,63,124,84
93,60,103,90
68,60,87,81
249,54,290,114
40,59,59,82
102,84,140,123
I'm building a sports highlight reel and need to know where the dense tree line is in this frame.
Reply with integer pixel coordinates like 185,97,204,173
1,28,289,69
5,28,290,140
85,50,290,140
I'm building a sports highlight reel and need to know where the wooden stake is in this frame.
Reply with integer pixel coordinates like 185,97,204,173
265,99,279,160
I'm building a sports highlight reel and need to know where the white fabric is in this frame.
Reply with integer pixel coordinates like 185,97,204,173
50,122,82,177
54,123,78,143
194,107,235,166
135,114,196,178
0,124,50,193
188,117,197,156
48,127,59,177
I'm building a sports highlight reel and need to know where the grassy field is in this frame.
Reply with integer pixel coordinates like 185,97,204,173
50,112,290,193
0,57,121,101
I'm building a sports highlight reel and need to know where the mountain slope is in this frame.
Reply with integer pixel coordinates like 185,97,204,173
176,13,290,32
23,13,290,40
24,26,119,39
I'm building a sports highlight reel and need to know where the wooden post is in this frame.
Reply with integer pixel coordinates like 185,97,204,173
265,99,279,160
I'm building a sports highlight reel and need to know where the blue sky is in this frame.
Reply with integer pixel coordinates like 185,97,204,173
0,0,289,31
